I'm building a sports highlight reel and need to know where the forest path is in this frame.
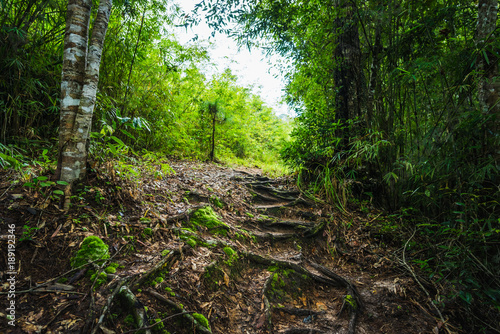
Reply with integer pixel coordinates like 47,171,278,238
0,161,443,334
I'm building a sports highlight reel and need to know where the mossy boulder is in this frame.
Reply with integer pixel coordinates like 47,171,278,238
71,236,110,268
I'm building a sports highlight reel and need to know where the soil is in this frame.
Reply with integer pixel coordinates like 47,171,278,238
0,160,466,333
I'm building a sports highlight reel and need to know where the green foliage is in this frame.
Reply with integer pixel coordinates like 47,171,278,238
161,249,170,257
90,272,108,290
124,314,135,327
19,224,39,242
71,236,110,268
193,0,500,324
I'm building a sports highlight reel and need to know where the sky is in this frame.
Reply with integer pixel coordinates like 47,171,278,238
173,0,291,117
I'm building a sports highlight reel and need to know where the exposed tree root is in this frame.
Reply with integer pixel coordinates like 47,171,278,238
118,286,152,334
272,307,325,317
90,279,127,334
262,274,274,331
130,245,189,292
246,217,327,240
249,189,281,202
247,184,300,201
253,231,296,241
244,252,361,334
159,205,206,225
283,329,326,334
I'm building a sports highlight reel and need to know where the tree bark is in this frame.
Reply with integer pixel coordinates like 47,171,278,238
333,0,362,139
209,103,217,162
476,0,500,154
57,0,112,183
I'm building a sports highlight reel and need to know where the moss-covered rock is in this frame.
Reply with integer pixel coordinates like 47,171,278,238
190,206,227,229
189,206,229,237
71,236,110,268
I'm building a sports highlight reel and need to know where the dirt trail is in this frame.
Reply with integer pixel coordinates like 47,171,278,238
0,161,446,334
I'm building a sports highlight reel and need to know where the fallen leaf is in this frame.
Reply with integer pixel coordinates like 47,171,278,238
316,301,327,311
100,325,116,334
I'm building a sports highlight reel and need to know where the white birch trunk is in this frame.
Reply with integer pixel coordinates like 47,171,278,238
58,0,112,183
57,0,91,180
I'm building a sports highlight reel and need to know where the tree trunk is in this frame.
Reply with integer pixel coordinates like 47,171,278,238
476,0,500,156
209,103,217,162
333,0,362,140
57,0,112,183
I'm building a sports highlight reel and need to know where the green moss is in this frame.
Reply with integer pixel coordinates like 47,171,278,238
213,228,228,237
155,277,164,284
245,212,254,218
210,195,224,208
223,246,239,266
124,314,135,326
190,206,227,229
57,277,68,283
180,235,197,248
71,236,110,268
223,246,237,257
153,318,165,330
90,272,108,289
271,272,285,289
165,287,172,292
143,227,153,236
192,313,210,330
345,294,358,309
105,266,116,274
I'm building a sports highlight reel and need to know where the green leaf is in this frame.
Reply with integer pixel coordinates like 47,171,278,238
53,190,65,195
482,50,490,65
119,129,136,140
111,136,125,147
40,182,54,187
56,180,69,185
108,144,118,155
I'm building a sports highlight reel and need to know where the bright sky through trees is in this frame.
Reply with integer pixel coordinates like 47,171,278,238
174,0,292,118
